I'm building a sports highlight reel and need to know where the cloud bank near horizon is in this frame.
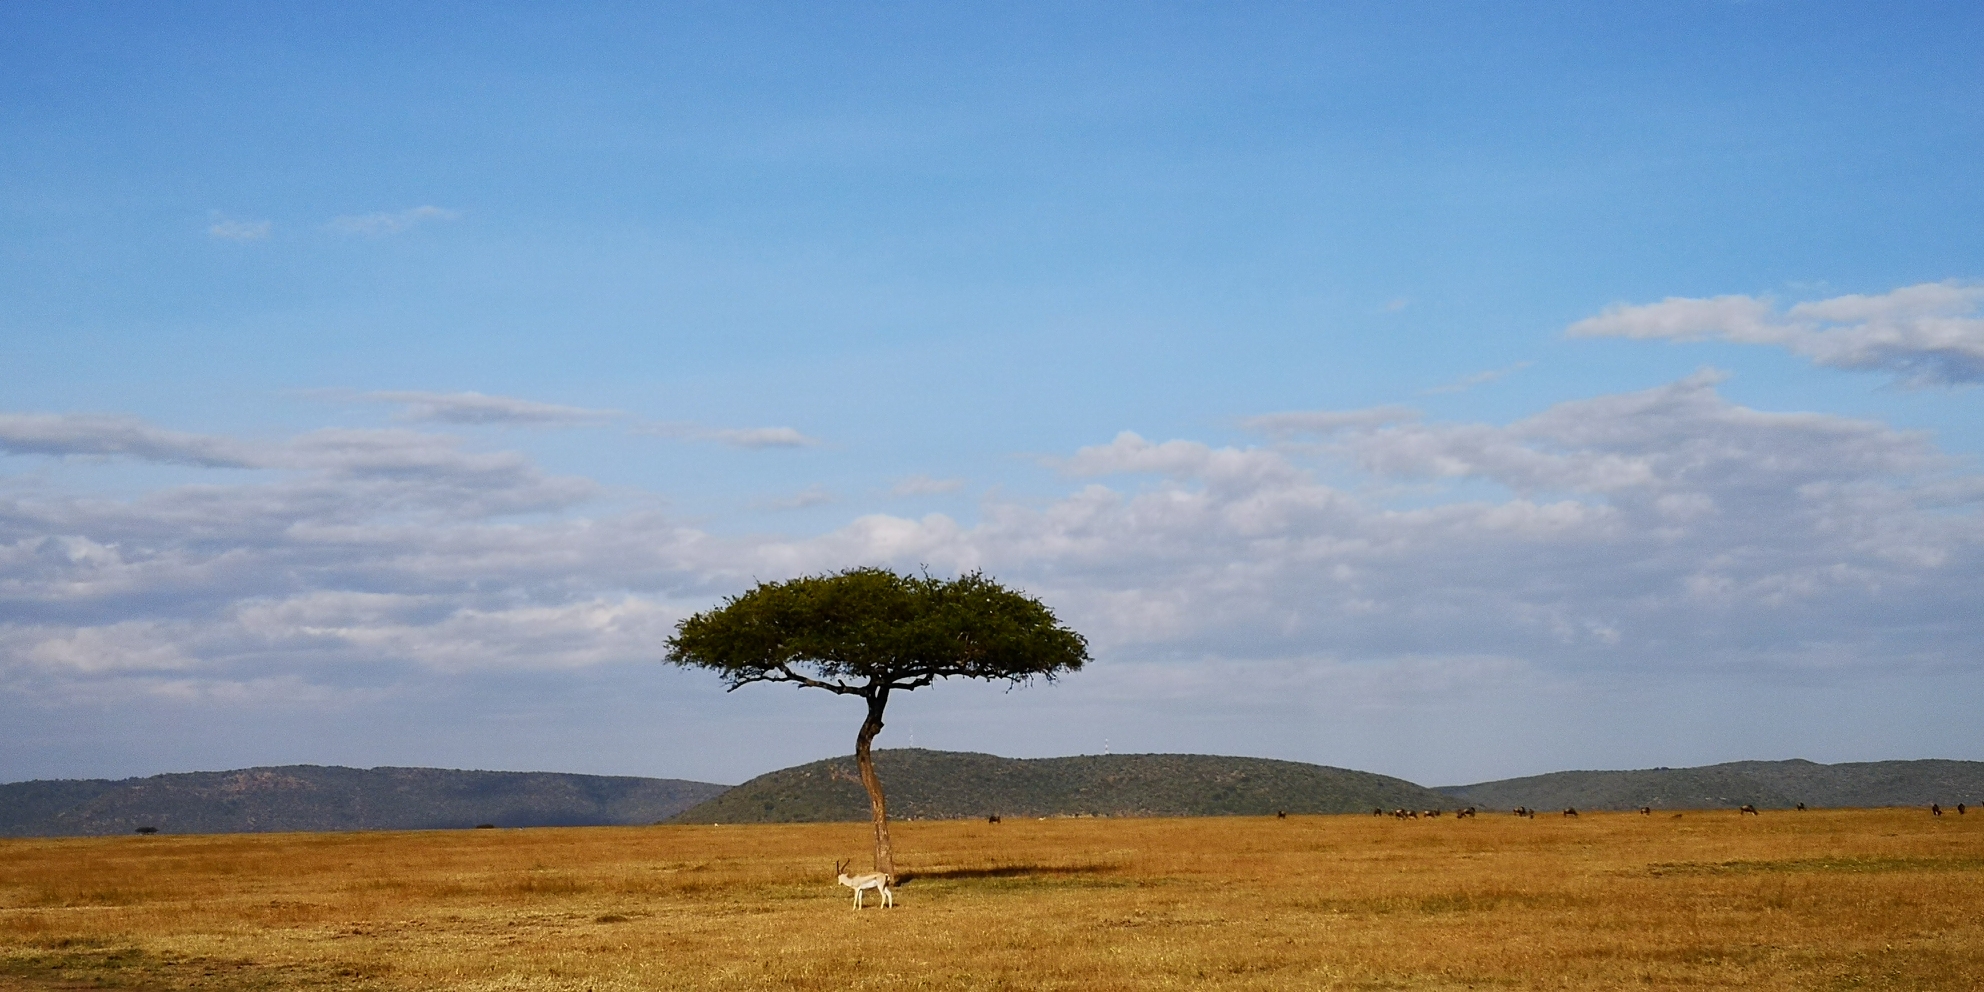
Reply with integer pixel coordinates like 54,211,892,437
5,373,1977,732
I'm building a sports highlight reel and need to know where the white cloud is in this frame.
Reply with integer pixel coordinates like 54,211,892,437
206,217,272,242
710,426,818,448
1569,280,1984,385
890,474,966,496
0,413,261,467
1240,406,1420,436
759,485,835,510
325,205,461,236
633,422,821,449
1,379,1978,761
366,391,619,427
1421,361,1533,395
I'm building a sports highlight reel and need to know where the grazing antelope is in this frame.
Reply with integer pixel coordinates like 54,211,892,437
1796,802,1807,811
1739,804,1758,816
1639,806,1651,815
1373,808,1385,817
834,860,893,909
1931,804,1943,816
1562,807,1578,818
987,814,1001,824
1959,803,1967,815
1277,810,1287,819
1457,807,1476,818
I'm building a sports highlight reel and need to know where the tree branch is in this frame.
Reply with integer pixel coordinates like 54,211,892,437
739,663,861,695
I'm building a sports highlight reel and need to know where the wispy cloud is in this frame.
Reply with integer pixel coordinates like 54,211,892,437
634,422,821,449
207,216,272,242
325,205,461,237
365,391,620,427
1421,361,1533,395
710,427,818,449
758,485,835,510
1568,280,1984,386
0,414,261,467
890,474,966,496
1240,406,1420,436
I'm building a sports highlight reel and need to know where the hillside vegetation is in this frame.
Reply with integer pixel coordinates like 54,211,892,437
670,748,1452,823
0,765,727,837
10,755,1979,838
1438,758,1984,811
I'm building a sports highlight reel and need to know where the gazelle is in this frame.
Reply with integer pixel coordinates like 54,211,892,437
835,860,893,909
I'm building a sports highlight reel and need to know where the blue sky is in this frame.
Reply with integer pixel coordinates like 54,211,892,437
3,2,1981,788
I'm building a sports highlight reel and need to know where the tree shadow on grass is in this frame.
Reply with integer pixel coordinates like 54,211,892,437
895,865,1117,885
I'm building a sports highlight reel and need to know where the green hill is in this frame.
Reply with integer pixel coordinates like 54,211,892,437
0,766,729,836
1437,759,1984,812
16,755,1972,836
670,749,1453,823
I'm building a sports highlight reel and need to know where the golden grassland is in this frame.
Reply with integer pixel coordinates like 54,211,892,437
2,808,1980,991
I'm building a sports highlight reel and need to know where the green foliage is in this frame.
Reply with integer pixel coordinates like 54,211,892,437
666,568,1089,694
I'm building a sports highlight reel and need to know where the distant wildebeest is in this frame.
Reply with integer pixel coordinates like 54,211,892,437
1457,807,1476,818
1562,807,1578,818
1424,809,1442,818
1639,806,1651,815
1932,804,1943,816
134,826,158,835
1277,810,1287,819
1373,808,1385,817
1959,803,1968,815
1796,802,1807,811
1739,805,1759,816
987,814,1001,824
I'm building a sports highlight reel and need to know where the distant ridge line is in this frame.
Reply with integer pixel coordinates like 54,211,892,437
0,764,729,837
1436,758,1984,812
8,755,1980,836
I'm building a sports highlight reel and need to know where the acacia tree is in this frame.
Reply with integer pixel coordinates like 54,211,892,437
665,567,1089,876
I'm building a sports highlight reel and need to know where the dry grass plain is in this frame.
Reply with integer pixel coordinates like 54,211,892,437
2,808,1980,991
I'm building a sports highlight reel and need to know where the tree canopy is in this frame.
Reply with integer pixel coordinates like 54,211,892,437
665,567,1089,696
665,567,1088,876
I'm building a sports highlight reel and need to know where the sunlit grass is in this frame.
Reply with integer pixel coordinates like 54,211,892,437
2,808,1979,990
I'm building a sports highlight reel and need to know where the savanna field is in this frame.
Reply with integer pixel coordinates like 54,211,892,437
2,809,1979,991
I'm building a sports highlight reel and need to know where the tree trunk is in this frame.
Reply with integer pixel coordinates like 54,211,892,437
854,685,894,877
